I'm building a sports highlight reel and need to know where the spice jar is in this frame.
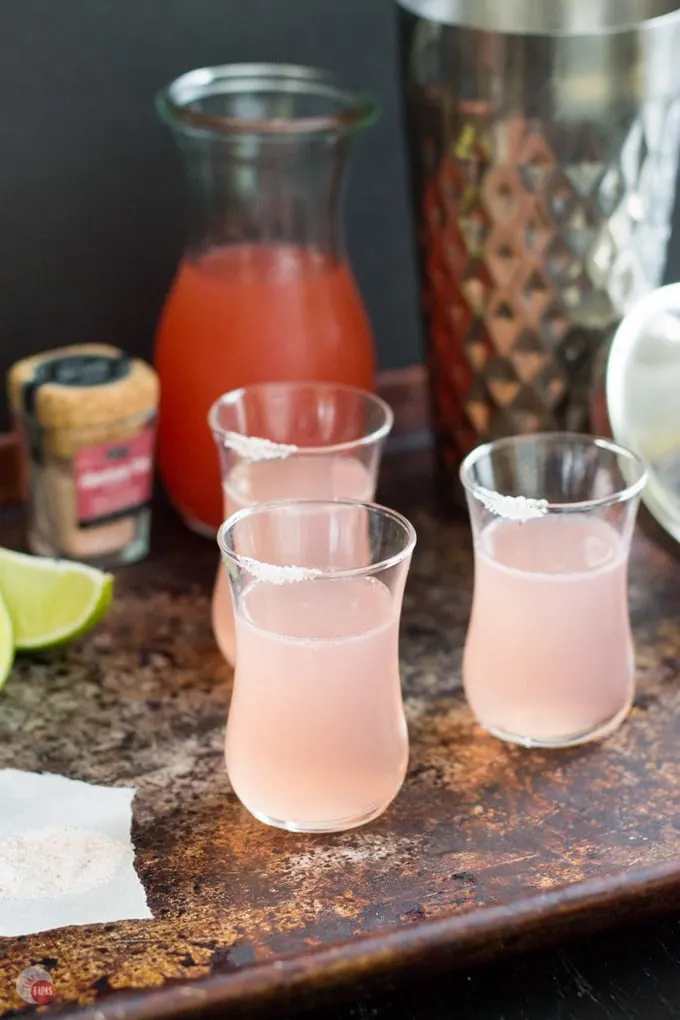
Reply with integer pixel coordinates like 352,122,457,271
7,344,159,567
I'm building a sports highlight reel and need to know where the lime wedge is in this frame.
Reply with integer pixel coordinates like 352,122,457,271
0,588,14,687
0,548,113,651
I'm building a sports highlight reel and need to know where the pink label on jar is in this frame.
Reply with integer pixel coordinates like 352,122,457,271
75,427,155,525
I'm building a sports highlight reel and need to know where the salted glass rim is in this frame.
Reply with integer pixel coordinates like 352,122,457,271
216,498,417,580
156,63,378,137
208,381,394,455
460,432,648,512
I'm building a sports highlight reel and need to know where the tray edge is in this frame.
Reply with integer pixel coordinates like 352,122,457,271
38,857,680,1020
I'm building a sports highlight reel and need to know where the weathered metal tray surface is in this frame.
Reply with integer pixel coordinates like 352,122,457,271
2,459,680,1019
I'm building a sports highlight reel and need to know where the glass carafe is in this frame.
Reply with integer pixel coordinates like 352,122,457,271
154,64,378,535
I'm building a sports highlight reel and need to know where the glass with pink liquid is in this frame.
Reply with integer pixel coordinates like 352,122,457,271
209,382,393,666
217,499,416,832
460,433,647,748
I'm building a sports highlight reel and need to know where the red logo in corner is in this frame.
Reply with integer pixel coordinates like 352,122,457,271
16,967,55,1005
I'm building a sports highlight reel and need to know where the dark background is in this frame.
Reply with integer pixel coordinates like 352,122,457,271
5,1,680,434
0,0,423,430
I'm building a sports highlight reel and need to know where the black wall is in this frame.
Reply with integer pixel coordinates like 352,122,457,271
4,1,680,433
0,0,423,429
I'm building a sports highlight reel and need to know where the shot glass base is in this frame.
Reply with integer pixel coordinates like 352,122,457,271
244,798,397,834
481,700,633,750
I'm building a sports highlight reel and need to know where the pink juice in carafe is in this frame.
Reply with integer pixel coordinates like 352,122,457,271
155,247,376,533
226,575,408,830
463,515,634,745
212,454,374,665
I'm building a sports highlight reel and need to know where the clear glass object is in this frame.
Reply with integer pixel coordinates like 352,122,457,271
23,415,155,568
606,282,680,546
460,433,647,748
154,64,378,536
217,499,416,833
208,381,393,667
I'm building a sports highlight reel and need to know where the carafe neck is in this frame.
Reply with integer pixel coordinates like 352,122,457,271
157,64,377,264
173,129,352,261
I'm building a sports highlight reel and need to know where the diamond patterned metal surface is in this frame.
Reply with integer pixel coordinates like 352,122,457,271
418,102,680,477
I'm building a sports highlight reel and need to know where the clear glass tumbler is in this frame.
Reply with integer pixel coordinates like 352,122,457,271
460,433,647,748
209,382,393,666
217,499,416,832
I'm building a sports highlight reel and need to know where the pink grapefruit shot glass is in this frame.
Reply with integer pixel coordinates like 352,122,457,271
460,433,646,748
217,498,416,833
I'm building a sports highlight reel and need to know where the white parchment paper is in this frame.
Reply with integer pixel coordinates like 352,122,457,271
0,769,152,936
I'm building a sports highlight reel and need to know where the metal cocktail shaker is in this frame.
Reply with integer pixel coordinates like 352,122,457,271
397,0,680,499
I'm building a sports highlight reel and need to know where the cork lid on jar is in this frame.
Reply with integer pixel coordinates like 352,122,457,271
8,343,159,428
7,343,159,458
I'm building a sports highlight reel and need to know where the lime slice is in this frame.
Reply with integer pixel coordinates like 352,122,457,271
0,548,113,651
0,588,14,687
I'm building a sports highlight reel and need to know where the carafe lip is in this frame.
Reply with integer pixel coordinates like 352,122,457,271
396,0,680,36
156,63,378,136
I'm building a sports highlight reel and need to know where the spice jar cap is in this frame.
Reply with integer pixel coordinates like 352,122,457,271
7,343,159,433
22,352,132,415
606,283,680,544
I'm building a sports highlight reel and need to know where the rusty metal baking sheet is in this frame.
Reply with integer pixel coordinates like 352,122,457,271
2,470,680,1018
